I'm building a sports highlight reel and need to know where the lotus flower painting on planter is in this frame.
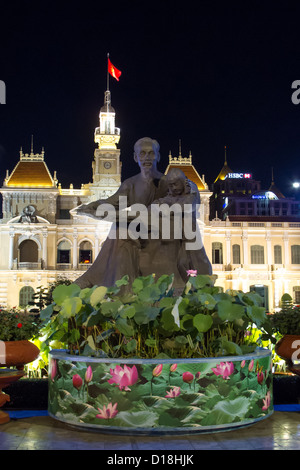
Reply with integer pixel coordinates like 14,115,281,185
43,273,275,433
48,350,272,433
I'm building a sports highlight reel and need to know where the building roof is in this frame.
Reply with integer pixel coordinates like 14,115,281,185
5,148,55,188
268,181,285,199
214,146,232,183
164,146,207,191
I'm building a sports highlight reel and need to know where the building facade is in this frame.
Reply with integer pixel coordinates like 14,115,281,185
0,92,299,311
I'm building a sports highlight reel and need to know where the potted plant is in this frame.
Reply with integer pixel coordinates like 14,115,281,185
41,273,275,433
270,295,300,374
0,307,41,370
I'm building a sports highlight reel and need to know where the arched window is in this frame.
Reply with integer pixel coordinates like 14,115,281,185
293,286,300,304
19,239,38,262
79,240,93,264
57,240,71,264
274,245,282,264
291,245,300,264
251,245,264,264
19,286,35,307
232,244,241,264
212,242,223,264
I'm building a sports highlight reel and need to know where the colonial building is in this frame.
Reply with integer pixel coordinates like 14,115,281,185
0,91,299,311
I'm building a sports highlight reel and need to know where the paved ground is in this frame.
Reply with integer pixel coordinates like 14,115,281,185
0,410,299,451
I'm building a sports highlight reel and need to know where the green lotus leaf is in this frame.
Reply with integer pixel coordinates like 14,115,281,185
60,297,82,318
193,313,213,332
52,284,81,306
90,286,108,306
217,300,245,321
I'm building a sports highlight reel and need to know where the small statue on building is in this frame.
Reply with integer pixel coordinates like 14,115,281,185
19,205,38,224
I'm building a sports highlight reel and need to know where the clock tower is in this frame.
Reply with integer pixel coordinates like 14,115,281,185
90,90,122,199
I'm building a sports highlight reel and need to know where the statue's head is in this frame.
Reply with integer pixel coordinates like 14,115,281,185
166,168,187,196
133,137,160,169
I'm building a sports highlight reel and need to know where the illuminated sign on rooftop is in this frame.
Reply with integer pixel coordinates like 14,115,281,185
252,191,278,200
225,173,252,179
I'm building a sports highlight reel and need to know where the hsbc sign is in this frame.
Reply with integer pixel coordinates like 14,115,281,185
225,173,252,179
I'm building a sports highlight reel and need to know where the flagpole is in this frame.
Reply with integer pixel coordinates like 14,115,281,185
107,53,110,92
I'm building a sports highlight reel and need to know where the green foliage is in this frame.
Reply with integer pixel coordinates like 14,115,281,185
0,307,42,341
40,274,275,359
280,293,293,312
270,305,300,336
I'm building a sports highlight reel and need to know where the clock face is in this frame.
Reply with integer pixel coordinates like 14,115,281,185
104,161,111,169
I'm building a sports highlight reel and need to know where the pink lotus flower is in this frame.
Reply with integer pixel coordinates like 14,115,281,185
262,391,271,411
96,402,118,419
152,364,163,377
241,360,246,368
170,364,177,372
248,359,254,372
182,371,194,383
212,362,234,380
85,366,93,383
72,374,83,390
186,269,197,277
108,365,138,391
50,359,57,382
165,386,181,398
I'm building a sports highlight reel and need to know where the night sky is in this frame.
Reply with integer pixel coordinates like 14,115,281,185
1,1,300,198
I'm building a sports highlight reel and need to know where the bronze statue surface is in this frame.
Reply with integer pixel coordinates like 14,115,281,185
74,137,212,289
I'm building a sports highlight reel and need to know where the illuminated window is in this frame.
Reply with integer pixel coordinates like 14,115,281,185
291,245,300,264
79,241,93,264
251,245,264,264
274,245,282,264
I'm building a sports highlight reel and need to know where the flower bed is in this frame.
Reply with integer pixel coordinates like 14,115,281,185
48,348,273,434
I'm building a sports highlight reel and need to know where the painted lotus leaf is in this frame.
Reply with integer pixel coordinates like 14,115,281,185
114,410,158,428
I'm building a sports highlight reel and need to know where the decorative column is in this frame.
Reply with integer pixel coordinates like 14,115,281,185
283,233,289,266
72,230,78,269
8,231,14,270
242,231,248,266
225,231,231,265
266,231,272,266
42,230,48,269
94,236,99,259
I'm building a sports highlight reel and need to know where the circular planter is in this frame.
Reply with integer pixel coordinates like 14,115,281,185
275,335,300,375
48,348,273,434
1,340,40,370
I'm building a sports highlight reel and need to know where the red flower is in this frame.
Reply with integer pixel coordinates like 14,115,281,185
17,323,22,328
182,371,194,383
72,374,83,390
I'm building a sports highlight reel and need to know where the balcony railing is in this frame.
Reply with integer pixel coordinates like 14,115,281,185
18,262,41,270
56,263,72,270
